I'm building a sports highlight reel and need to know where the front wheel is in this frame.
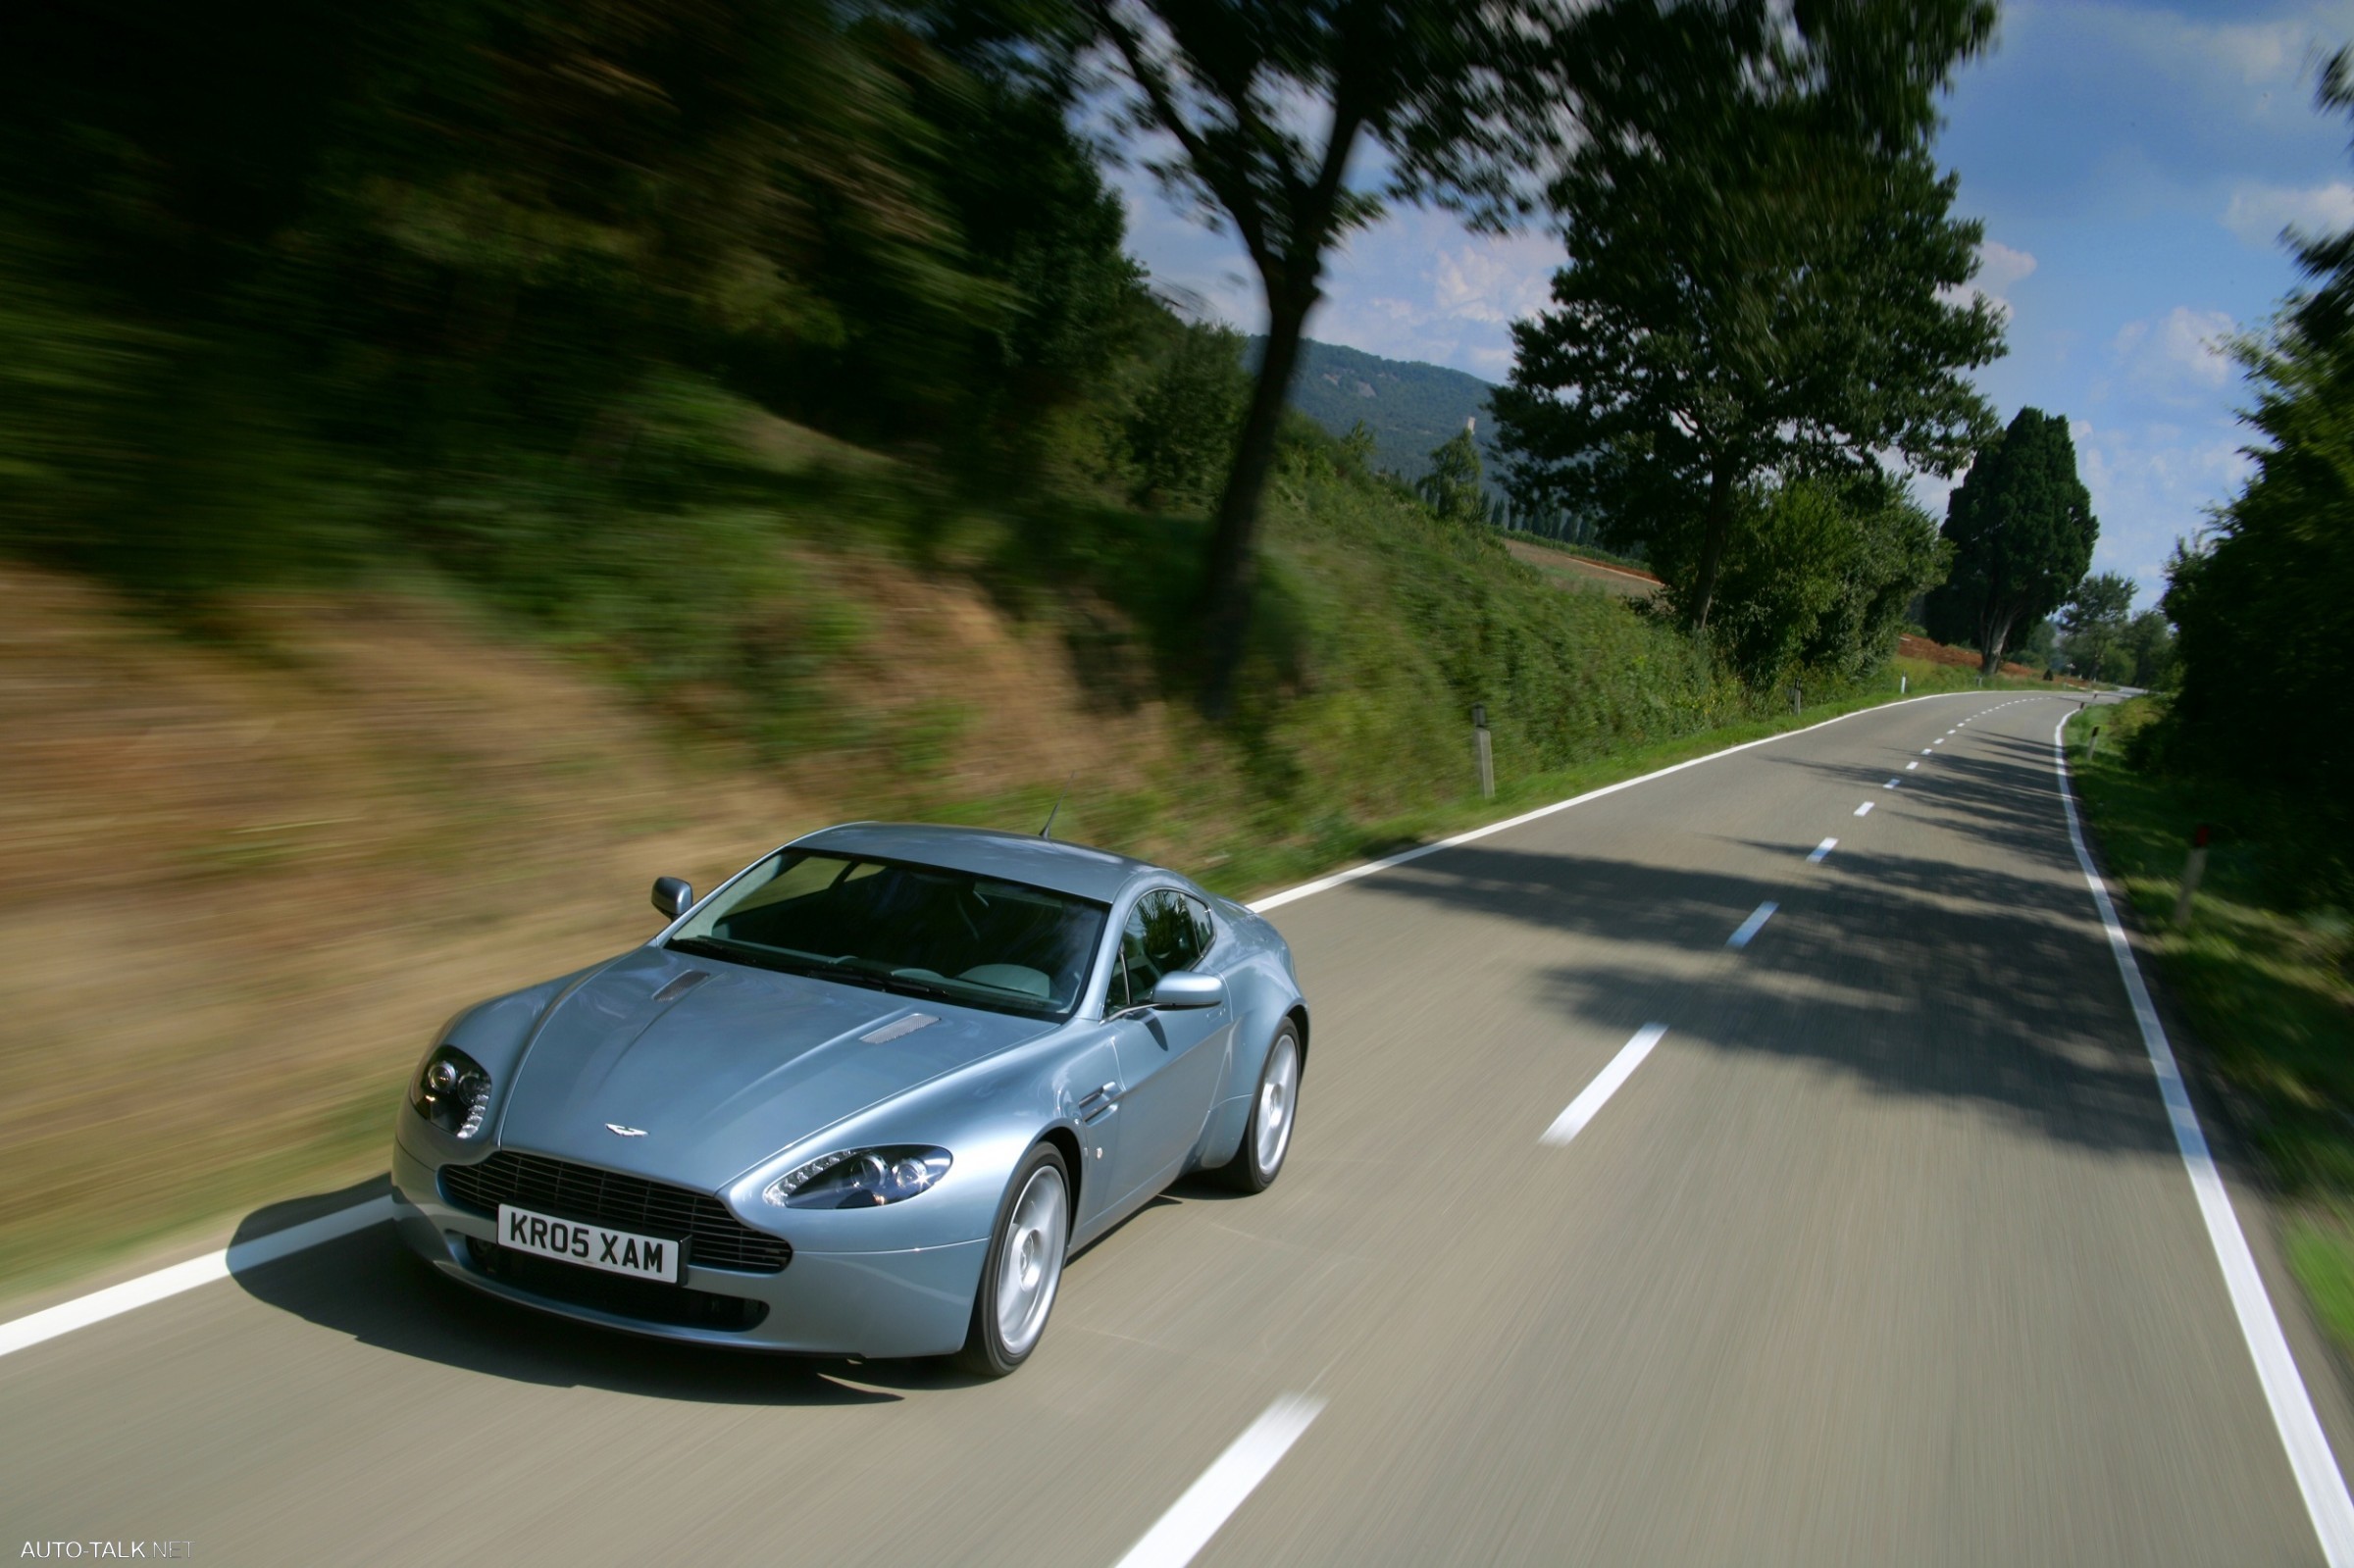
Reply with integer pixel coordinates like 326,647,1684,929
1220,1021,1302,1192
954,1143,1071,1377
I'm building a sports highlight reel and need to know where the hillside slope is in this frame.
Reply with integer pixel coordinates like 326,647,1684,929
1253,337,1505,489
7,430,1919,1294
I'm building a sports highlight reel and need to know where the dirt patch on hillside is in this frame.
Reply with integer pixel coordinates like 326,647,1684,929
1896,632,2075,683
1504,538,1662,599
0,554,1197,1294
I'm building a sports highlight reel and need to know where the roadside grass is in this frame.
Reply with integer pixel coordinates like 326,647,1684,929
2065,699,2354,1353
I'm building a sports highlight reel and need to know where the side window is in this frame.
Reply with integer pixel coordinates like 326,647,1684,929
1109,890,1210,1014
1139,890,1203,974
1103,936,1131,1012
1183,895,1215,960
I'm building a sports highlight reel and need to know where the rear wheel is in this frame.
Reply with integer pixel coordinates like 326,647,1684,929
954,1144,1071,1377
1220,1021,1302,1192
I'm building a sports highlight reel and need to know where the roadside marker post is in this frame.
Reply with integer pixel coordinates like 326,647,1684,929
1471,703,1495,800
2174,824,2212,927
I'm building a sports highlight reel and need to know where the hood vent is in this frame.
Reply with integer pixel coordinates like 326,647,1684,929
860,1013,940,1045
651,970,711,1004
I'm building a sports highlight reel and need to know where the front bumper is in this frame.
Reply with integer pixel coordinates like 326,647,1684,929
390,1137,985,1357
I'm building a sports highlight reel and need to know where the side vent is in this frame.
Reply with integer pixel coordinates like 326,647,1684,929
860,1013,940,1045
652,970,712,1004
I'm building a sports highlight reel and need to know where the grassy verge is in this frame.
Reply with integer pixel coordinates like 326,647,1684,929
2065,700,2354,1352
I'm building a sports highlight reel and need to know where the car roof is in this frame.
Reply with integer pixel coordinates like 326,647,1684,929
785,822,1171,904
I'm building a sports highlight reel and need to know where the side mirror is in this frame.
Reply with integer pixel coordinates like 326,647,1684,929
1147,970,1225,1010
651,877,694,920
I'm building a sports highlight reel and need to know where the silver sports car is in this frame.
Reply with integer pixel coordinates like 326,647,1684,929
388,823,1309,1374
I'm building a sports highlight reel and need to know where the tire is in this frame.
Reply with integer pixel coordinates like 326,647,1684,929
1220,1021,1303,1193
953,1143,1072,1377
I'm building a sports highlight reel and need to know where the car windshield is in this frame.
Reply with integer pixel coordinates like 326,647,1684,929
664,850,1107,1020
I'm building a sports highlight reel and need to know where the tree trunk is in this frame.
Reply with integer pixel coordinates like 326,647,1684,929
1688,460,1736,631
1199,283,1315,718
1977,606,2015,676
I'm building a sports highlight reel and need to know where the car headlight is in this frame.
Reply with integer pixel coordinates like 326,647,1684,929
763,1146,951,1209
409,1043,492,1139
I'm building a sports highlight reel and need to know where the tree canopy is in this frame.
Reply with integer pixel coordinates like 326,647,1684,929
1924,408,2098,674
1492,0,2002,635
2056,571,2135,683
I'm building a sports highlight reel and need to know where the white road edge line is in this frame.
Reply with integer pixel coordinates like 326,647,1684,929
1726,901,1778,949
0,1196,396,1360
2050,714,2354,1566
1854,801,1874,817
1112,1393,1326,1568
1808,837,1837,864
1542,1025,1670,1146
1246,691,1986,915
0,689,2006,1360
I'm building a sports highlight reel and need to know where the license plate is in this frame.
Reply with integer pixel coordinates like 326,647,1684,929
496,1204,682,1283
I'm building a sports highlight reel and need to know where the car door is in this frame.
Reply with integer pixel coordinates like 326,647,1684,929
1103,888,1232,1204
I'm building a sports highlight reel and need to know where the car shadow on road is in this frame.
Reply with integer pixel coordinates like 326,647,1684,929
230,1184,900,1404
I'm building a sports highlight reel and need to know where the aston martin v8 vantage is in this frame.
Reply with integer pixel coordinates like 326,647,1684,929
388,823,1308,1374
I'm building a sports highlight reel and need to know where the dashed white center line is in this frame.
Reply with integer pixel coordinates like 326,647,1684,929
1884,779,1899,788
1808,837,1837,863
1726,900,1778,949
1906,761,1919,771
1541,1024,1669,1146
1854,800,1874,817
1921,748,1932,755
1113,1394,1327,1568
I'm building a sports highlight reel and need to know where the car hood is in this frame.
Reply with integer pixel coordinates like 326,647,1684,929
495,945,1057,1191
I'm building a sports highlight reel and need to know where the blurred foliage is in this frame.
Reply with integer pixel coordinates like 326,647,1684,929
2164,321,2354,894
2154,48,2354,896
0,0,1148,596
1123,320,1251,512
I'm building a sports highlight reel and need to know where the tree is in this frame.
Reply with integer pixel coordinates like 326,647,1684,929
2118,609,2176,691
2057,571,2135,682
1125,321,1251,509
1701,474,1948,683
1924,409,2098,674
1070,0,1582,714
1416,424,1486,524
2168,322,2354,866
1492,0,2001,634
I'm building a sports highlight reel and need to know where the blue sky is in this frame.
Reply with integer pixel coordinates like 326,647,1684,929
1112,0,2354,609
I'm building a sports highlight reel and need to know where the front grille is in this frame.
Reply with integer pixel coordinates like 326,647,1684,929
440,1150,790,1273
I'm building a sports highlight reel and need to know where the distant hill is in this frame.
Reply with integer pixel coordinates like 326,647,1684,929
1249,337,1504,492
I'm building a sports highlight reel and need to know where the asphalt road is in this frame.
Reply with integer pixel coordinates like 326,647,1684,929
7,691,2351,1565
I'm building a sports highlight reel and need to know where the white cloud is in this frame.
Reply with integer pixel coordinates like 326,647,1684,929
1308,213,1561,376
1939,239,2037,324
2112,306,2238,395
1430,238,1558,325
2224,179,2354,247
2070,418,2251,602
